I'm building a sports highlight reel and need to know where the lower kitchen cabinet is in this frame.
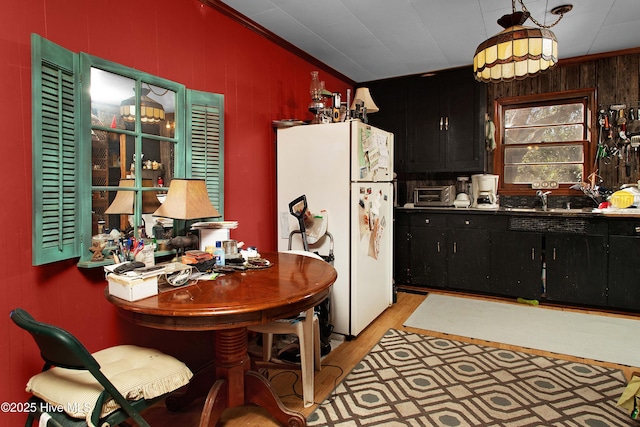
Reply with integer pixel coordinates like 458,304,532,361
411,226,447,288
394,208,639,313
607,219,640,310
408,213,447,288
394,217,411,285
394,211,493,291
489,230,543,299
545,232,607,306
447,222,490,292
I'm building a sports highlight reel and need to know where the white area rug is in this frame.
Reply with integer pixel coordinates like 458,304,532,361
404,293,640,367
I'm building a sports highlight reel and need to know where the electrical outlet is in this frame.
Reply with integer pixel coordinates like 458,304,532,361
532,180,558,189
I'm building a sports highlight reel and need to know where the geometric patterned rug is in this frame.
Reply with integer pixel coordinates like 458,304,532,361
308,329,634,426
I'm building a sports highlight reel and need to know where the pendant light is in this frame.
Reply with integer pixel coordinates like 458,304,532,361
120,87,166,123
473,1,572,83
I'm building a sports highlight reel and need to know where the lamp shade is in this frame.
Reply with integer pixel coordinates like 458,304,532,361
350,87,379,113
120,88,166,124
105,179,161,215
473,11,558,83
153,179,220,220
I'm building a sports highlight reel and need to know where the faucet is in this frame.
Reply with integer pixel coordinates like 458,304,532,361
536,190,551,211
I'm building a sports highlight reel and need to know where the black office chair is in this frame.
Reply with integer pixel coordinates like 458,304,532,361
10,308,193,427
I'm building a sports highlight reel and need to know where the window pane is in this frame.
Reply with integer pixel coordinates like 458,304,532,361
90,69,176,137
90,68,177,240
505,145,584,164
139,139,174,187
93,185,166,238
504,103,584,127
90,69,134,130
504,144,584,184
134,82,176,138
505,124,584,144
504,164,583,184
94,187,134,236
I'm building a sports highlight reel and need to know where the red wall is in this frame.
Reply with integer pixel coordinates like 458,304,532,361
0,1,351,424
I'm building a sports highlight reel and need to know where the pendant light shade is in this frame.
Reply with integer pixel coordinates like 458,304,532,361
473,3,570,83
120,88,166,123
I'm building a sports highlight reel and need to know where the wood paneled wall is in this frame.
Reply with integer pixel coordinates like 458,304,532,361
487,48,640,190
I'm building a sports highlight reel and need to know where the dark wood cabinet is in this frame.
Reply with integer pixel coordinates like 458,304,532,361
606,219,640,310
367,67,486,174
394,209,638,312
393,213,412,286
406,76,443,172
407,69,486,173
446,216,492,292
394,210,492,291
545,232,607,306
489,230,543,299
366,79,408,172
608,235,640,310
410,214,447,288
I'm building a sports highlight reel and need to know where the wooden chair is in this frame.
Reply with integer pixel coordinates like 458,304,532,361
10,308,193,427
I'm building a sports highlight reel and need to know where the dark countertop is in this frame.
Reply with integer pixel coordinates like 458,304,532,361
395,205,640,218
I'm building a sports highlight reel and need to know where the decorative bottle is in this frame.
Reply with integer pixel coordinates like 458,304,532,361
214,241,226,267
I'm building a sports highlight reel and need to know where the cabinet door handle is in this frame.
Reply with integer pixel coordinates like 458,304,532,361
445,116,449,131
425,219,430,224
531,248,535,260
437,241,440,253
553,248,557,260
453,242,457,254
439,117,443,130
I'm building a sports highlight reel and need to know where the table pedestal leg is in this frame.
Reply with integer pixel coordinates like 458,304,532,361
170,327,305,427
245,371,305,427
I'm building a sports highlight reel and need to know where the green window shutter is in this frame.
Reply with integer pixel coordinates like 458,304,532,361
31,34,81,265
186,90,224,216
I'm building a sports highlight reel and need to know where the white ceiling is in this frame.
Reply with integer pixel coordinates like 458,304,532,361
219,0,640,83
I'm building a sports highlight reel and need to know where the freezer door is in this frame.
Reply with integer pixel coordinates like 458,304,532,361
350,182,394,336
351,121,394,182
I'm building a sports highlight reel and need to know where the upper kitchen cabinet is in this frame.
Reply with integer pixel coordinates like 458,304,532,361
409,67,486,173
365,78,408,172
368,67,486,174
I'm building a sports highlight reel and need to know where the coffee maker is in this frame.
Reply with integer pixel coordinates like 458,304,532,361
471,174,499,209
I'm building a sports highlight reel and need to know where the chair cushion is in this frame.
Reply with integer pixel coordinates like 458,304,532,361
26,345,192,425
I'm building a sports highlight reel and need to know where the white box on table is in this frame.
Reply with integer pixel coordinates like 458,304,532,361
107,274,158,301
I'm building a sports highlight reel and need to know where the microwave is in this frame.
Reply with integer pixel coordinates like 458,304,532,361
414,186,456,207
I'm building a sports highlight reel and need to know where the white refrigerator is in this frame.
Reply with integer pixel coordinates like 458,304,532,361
276,121,394,337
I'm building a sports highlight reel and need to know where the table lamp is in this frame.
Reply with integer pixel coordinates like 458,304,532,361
153,178,221,240
105,179,162,236
350,87,379,123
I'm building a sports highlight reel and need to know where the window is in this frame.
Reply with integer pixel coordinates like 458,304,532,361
496,89,595,194
31,34,224,266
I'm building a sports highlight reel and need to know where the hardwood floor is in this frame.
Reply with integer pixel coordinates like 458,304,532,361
143,290,638,426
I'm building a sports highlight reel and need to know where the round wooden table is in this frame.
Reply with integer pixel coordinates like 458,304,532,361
105,252,337,427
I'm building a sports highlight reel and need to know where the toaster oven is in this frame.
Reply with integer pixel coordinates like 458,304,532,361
414,185,456,206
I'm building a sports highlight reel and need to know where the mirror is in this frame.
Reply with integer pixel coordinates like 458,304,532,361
89,68,177,238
